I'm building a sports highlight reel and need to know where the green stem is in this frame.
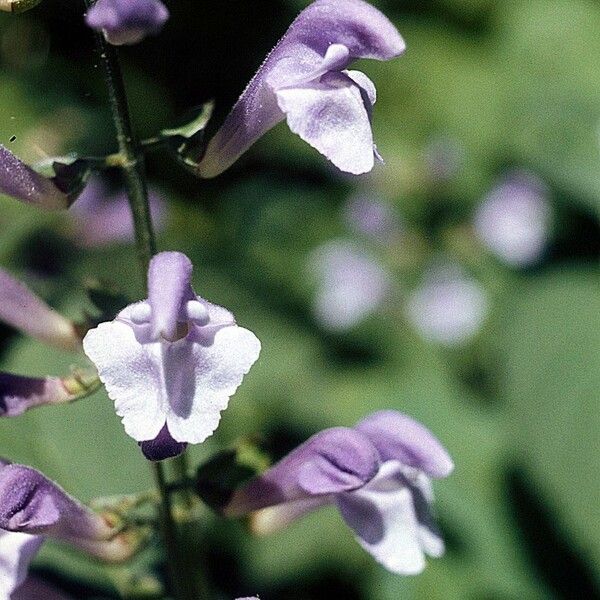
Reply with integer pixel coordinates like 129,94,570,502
85,3,156,280
85,5,201,599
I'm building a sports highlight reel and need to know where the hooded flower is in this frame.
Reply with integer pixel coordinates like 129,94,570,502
0,460,133,599
224,410,453,575
197,0,405,177
85,0,169,46
309,240,391,331
474,171,551,267
83,252,261,460
0,145,68,210
0,268,80,351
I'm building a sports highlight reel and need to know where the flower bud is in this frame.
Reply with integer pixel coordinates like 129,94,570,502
0,267,81,351
0,145,69,209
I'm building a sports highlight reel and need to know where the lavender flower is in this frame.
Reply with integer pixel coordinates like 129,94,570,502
0,268,80,351
197,0,405,177
309,240,391,331
406,265,488,346
0,460,134,598
83,252,261,460
0,371,98,418
85,0,169,46
225,410,453,574
474,172,551,267
69,177,166,248
343,192,401,243
0,145,68,210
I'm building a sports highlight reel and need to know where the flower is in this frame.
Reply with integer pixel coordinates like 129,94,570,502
474,171,551,267
224,410,453,574
11,576,73,600
197,0,405,178
0,145,68,210
343,192,401,244
0,530,42,600
69,177,166,248
85,0,169,46
0,460,133,599
0,267,80,351
309,240,391,331
0,370,99,418
406,265,489,346
83,252,261,460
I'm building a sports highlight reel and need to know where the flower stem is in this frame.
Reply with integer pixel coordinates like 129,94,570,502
84,5,200,599
85,2,156,279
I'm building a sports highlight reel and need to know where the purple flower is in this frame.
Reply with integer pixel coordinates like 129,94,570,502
343,192,401,243
474,171,551,267
82,252,261,459
406,265,489,346
69,177,166,248
197,0,405,177
225,410,453,574
0,145,68,210
11,576,73,600
0,460,135,597
0,268,80,351
85,0,169,46
309,240,391,331
0,371,98,418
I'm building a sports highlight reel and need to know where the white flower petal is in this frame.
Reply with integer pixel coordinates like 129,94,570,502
275,71,375,175
0,531,43,599
335,461,427,574
166,325,261,443
82,321,167,441
344,69,377,105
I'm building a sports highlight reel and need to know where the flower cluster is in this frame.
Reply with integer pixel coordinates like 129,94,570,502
0,0,461,598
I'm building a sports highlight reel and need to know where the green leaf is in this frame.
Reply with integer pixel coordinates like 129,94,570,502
500,269,600,576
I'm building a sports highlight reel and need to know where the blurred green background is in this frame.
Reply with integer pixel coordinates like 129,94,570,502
0,0,599,598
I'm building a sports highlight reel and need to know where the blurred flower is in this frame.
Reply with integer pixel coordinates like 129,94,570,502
474,171,551,267
343,192,401,244
309,240,391,331
225,410,453,574
69,177,166,248
0,370,99,418
0,145,68,210
83,252,261,460
85,0,169,46
197,0,405,177
424,136,465,182
0,459,135,598
406,265,489,346
0,267,80,351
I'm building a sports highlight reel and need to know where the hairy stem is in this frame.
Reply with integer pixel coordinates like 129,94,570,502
85,3,155,279
84,4,200,598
